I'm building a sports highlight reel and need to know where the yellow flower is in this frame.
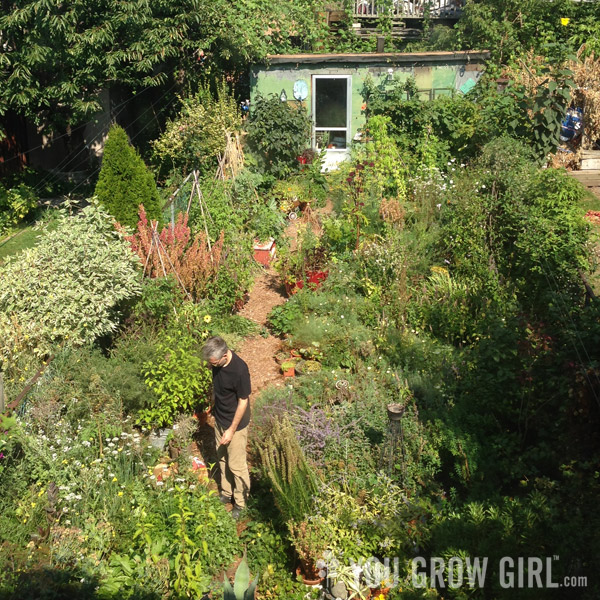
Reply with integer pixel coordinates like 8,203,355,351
112,477,118,482
203,314,211,323
561,17,570,26
31,502,36,508
118,491,123,497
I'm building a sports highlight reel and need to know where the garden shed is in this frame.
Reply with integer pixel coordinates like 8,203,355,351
250,50,489,170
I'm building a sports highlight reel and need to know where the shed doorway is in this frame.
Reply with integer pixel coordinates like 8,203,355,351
312,75,351,170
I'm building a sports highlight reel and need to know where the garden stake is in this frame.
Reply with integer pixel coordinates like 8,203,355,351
191,170,213,260
152,227,193,302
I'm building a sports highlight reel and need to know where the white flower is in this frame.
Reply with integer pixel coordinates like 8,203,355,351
156,481,164,486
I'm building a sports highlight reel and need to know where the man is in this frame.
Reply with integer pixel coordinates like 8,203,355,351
202,336,251,519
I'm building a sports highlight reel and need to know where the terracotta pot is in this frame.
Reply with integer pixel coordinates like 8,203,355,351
387,403,405,421
282,365,295,378
296,566,323,586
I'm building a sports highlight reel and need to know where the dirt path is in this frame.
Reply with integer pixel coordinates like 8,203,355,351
192,198,334,488
236,266,287,396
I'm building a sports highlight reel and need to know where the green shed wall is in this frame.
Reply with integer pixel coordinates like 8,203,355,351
250,57,485,144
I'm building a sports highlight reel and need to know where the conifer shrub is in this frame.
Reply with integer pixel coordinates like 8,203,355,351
95,125,162,229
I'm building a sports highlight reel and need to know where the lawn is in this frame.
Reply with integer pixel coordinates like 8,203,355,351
0,213,58,264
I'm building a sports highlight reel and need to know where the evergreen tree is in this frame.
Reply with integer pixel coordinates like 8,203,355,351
95,125,162,229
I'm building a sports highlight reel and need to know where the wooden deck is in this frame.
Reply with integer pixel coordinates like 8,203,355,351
568,150,600,198
352,0,464,19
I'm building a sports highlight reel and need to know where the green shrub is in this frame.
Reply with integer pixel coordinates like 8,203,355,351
203,237,256,316
246,94,311,178
30,344,158,417
0,181,37,235
258,416,318,524
95,124,162,229
138,303,212,427
131,275,183,326
152,80,242,177
0,200,141,381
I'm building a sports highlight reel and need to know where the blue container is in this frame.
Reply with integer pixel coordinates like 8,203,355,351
560,107,583,142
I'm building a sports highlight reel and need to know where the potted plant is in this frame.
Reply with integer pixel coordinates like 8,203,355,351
363,559,394,598
275,349,291,365
288,519,329,585
327,559,370,600
294,359,322,377
274,227,326,297
280,359,296,377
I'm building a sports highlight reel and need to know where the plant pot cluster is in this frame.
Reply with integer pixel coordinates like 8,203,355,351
275,347,323,377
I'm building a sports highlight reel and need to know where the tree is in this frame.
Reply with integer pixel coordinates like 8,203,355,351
94,124,162,229
0,0,327,142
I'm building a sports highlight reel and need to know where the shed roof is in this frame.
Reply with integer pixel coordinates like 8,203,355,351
264,50,490,65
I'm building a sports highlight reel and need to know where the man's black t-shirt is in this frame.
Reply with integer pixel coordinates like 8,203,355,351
212,351,251,430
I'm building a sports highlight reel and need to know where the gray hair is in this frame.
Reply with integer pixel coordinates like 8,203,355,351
202,336,228,361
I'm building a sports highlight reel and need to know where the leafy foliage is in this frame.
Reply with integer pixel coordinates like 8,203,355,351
0,0,207,133
0,181,37,236
139,304,212,426
123,206,225,302
152,81,242,176
246,94,311,178
0,200,140,377
0,0,329,138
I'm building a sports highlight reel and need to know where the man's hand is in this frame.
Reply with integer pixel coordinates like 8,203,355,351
219,428,234,446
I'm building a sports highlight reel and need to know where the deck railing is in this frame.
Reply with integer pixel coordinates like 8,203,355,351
353,0,464,18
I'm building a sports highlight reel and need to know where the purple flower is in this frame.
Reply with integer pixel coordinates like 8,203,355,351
290,405,341,467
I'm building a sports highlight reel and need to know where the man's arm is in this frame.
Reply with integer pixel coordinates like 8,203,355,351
218,397,248,446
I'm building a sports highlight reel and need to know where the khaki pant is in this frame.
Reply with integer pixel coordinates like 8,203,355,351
214,422,250,508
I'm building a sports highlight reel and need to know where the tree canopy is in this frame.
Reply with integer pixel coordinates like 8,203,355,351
0,0,325,136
